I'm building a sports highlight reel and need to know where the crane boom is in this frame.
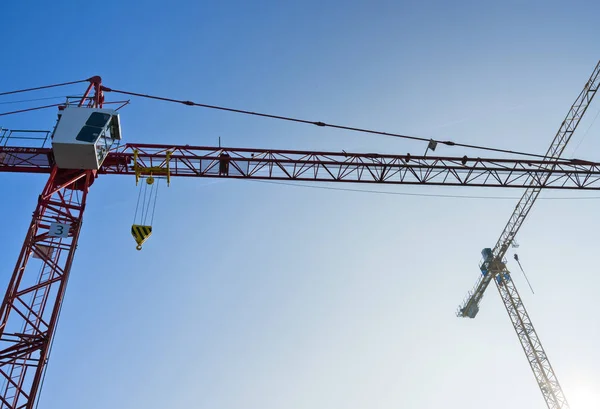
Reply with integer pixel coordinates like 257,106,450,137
458,60,600,318
4,144,600,189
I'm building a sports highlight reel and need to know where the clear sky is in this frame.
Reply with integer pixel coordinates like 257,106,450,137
1,1,600,408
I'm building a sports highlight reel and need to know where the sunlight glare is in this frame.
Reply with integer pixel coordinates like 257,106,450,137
569,384,600,409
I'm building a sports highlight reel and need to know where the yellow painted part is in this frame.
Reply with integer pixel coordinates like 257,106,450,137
134,149,140,186
131,224,152,250
133,149,172,187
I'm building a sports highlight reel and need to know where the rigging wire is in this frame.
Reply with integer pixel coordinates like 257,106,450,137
0,95,68,105
0,103,63,117
247,179,600,200
141,180,148,224
0,80,584,162
101,86,574,161
514,254,535,294
0,100,130,116
0,79,90,97
570,106,600,157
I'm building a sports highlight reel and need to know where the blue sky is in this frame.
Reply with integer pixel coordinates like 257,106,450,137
1,1,600,408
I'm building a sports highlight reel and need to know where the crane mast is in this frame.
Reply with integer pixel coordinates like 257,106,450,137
457,60,600,409
0,80,103,409
0,169,94,409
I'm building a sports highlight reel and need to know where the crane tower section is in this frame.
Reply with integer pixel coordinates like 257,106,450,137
0,168,94,409
0,90,105,408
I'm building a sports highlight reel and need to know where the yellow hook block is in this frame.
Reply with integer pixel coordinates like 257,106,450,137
131,224,152,250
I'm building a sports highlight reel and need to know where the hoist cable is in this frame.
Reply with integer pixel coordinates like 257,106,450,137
133,181,143,224
101,86,574,161
145,180,155,225
151,178,160,225
141,181,148,225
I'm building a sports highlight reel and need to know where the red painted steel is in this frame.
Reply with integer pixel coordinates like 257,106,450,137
74,76,103,109
0,77,103,409
3,144,600,189
0,168,94,409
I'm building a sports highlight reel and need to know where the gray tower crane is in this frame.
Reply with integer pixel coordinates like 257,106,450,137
457,60,600,409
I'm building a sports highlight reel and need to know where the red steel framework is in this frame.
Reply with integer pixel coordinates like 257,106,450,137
1,75,600,409
3,144,600,189
0,79,103,409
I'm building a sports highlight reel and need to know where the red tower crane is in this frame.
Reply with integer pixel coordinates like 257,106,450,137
0,73,597,409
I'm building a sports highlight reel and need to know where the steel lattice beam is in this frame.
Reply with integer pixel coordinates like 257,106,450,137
458,60,600,319
495,271,569,409
4,145,600,190
455,60,600,409
0,168,93,409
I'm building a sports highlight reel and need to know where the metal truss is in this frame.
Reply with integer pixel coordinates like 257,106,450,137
0,168,93,409
0,77,103,409
458,59,600,319
495,271,569,409
4,144,600,190
456,60,600,409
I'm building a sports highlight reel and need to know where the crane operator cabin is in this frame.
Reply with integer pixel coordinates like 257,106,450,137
51,107,121,170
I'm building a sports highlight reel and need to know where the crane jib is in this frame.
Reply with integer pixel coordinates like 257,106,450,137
4,145,600,190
